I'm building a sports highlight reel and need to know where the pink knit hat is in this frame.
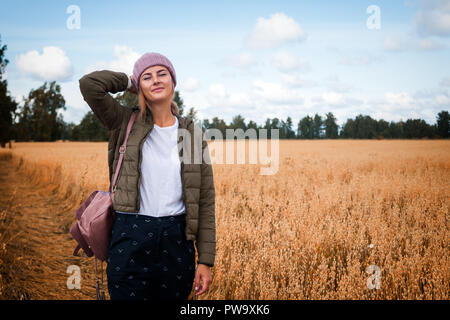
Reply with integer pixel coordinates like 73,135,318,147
132,52,177,92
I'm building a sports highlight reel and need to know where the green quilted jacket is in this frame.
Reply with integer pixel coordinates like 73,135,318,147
78,70,216,267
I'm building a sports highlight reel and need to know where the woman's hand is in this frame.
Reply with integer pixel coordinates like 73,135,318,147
194,264,212,296
127,75,138,94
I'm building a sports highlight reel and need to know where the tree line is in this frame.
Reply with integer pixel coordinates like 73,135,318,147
1,36,449,147
199,112,449,140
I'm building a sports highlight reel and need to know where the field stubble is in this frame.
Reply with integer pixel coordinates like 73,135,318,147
0,139,448,299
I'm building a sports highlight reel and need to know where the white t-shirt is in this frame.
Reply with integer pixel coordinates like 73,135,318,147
116,115,186,217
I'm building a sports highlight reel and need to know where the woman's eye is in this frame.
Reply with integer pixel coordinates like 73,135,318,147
143,73,165,80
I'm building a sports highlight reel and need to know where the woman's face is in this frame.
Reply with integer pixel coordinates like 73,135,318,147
139,65,173,104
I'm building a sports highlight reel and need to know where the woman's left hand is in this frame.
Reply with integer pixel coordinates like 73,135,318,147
128,75,138,94
194,264,212,296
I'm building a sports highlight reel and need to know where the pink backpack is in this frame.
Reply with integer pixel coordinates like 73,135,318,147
70,110,138,299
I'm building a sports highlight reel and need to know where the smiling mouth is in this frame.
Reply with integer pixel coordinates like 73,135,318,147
152,88,164,92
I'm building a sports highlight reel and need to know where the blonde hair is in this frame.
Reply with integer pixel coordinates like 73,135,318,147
137,82,179,122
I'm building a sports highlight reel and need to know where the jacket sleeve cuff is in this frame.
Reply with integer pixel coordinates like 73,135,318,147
197,261,214,267
197,251,215,267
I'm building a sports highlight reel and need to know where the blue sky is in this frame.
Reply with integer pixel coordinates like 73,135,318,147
1,0,449,127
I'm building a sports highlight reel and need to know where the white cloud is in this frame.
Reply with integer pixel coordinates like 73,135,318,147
218,52,258,70
252,79,304,105
193,80,309,124
312,91,363,107
15,46,73,81
181,77,199,91
383,35,409,52
383,92,415,109
417,38,446,50
440,77,450,87
414,0,450,37
271,51,311,73
59,81,100,125
84,44,140,74
321,91,345,105
323,75,354,93
208,83,252,108
61,81,88,111
245,13,306,49
383,34,446,52
228,92,253,107
368,89,450,123
383,1,448,54
209,83,227,99
280,74,317,88
200,83,255,122
435,93,450,105
340,54,382,65
306,88,448,125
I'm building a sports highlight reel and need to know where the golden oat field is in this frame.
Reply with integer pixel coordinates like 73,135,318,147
0,139,449,299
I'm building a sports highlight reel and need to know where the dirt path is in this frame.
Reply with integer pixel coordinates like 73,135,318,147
0,157,102,300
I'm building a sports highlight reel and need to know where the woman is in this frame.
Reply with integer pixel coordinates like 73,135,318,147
78,52,216,300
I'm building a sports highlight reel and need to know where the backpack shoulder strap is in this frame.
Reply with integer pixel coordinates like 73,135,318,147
109,110,138,193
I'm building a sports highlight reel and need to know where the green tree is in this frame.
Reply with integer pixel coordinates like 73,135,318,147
271,117,281,131
186,107,198,122
436,110,449,138
16,81,66,141
73,111,109,141
284,116,296,139
212,117,227,138
342,114,378,139
247,120,258,131
173,91,185,116
298,115,314,139
324,112,338,139
263,118,281,139
61,122,76,141
356,115,377,138
313,113,323,139
202,119,212,131
404,119,434,138
229,114,246,131
389,120,404,139
376,119,390,138
114,91,138,107
0,35,18,147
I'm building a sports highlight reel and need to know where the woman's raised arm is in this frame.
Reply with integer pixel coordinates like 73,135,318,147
79,70,131,131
